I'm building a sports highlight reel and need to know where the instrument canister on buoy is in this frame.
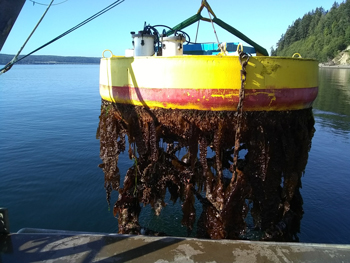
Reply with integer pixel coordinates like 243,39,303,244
132,31,155,56
161,35,186,56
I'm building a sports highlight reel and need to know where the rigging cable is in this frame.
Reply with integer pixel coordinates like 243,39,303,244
29,0,68,6
207,8,224,54
1,0,55,75
195,20,200,43
1,0,125,75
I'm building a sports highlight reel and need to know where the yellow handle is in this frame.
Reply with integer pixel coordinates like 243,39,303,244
236,43,243,54
102,49,114,58
292,53,302,58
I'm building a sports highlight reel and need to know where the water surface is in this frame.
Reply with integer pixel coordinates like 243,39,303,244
0,65,349,244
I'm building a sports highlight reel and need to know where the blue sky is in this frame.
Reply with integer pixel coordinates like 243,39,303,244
1,0,339,57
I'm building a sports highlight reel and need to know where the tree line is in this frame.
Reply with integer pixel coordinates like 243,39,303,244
0,54,100,65
271,0,350,62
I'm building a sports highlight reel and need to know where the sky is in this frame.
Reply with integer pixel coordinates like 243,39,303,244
1,0,340,57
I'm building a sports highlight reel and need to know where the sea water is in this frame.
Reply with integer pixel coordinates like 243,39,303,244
0,64,349,244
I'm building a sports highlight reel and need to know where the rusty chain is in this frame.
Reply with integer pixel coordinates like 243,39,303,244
232,50,250,183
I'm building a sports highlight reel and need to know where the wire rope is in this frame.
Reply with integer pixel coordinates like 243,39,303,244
29,0,68,6
195,20,200,43
207,8,223,53
1,0,125,74
0,0,54,75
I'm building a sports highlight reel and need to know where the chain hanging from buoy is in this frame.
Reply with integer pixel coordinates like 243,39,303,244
232,46,250,183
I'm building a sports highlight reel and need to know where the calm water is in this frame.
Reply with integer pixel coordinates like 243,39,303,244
0,65,349,244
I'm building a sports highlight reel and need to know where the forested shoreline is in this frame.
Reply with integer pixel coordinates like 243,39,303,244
3,0,350,67
0,54,100,65
271,0,350,64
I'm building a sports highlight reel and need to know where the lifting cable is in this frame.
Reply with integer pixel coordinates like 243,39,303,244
29,0,68,6
1,0,125,75
1,0,55,75
195,20,200,43
207,8,223,53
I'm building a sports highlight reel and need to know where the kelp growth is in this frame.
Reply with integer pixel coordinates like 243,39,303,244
97,100,315,241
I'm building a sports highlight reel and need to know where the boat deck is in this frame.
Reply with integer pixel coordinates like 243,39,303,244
1,228,350,262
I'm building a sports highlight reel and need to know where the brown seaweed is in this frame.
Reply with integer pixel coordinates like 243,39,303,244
98,100,315,241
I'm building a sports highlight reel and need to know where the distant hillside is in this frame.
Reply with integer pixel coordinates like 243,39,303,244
0,54,100,65
271,0,350,64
